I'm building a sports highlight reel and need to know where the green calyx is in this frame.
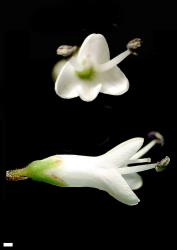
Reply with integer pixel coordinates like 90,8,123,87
6,157,66,187
75,67,95,80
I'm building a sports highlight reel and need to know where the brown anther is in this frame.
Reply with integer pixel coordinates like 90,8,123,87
57,45,78,57
155,156,170,172
126,38,142,55
148,131,164,146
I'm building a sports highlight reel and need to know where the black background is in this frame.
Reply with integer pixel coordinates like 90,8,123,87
1,0,177,248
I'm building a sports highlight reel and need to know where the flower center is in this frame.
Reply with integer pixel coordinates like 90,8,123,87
75,67,95,80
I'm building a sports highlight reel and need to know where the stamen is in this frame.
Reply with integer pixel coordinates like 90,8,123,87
120,163,157,175
126,38,142,55
128,158,151,165
96,50,131,72
120,156,170,175
96,38,142,72
155,156,170,172
148,131,164,146
57,45,78,57
131,139,158,160
131,132,164,160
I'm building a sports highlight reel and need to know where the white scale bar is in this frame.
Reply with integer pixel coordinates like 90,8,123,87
3,243,13,247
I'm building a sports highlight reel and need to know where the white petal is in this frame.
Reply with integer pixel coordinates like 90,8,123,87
101,137,144,168
77,34,110,65
124,173,143,190
100,169,140,205
52,59,67,81
55,60,81,99
79,82,102,102
99,66,129,95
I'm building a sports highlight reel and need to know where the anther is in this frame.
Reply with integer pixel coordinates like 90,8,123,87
126,38,142,55
57,45,78,57
148,131,164,146
155,156,170,172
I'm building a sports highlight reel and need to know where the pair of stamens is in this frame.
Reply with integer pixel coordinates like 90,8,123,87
122,132,170,175
57,38,142,73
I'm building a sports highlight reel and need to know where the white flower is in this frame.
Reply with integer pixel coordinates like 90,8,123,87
6,132,170,206
53,34,141,102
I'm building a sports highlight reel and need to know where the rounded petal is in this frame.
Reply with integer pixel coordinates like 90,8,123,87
102,137,144,168
77,34,110,64
124,173,143,190
55,60,81,99
52,59,67,81
99,66,129,95
101,169,140,206
79,82,102,102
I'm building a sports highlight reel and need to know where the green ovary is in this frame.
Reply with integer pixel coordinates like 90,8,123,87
26,158,66,187
7,157,66,187
75,67,95,80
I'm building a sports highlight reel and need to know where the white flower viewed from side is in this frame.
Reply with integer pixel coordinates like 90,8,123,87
6,132,170,206
53,34,142,102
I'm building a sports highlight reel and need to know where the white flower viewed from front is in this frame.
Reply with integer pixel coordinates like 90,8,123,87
53,34,141,102
6,132,170,206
